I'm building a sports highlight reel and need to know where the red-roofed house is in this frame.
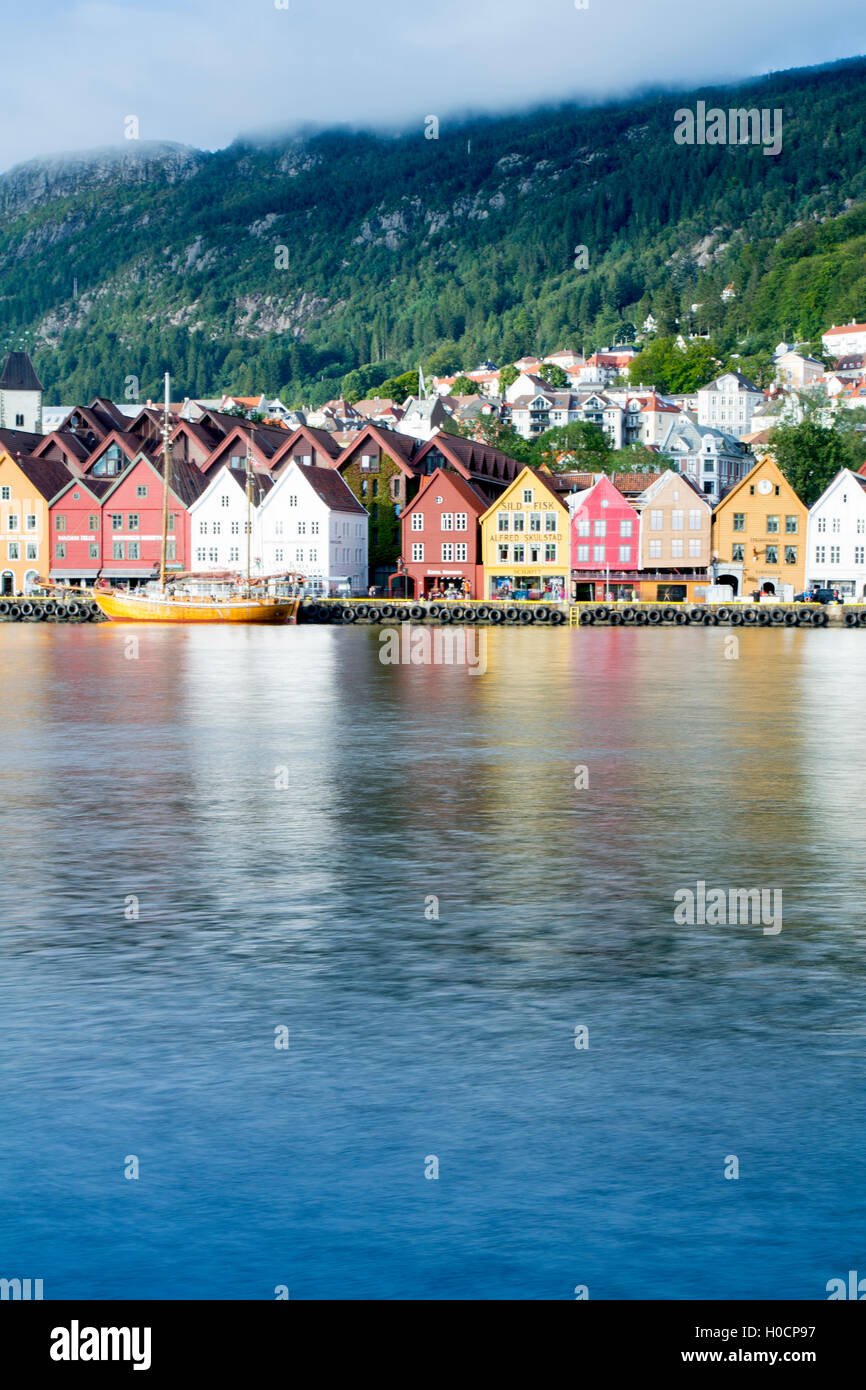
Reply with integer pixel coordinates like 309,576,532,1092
400,469,488,598
822,323,866,358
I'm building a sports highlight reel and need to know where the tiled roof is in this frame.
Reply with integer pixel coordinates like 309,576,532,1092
0,426,45,456
14,454,73,501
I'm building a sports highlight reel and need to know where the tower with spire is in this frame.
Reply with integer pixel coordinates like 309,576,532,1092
0,351,43,433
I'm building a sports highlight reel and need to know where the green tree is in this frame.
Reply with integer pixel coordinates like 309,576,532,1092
532,422,613,473
539,363,569,387
769,416,859,506
498,364,520,394
451,374,480,395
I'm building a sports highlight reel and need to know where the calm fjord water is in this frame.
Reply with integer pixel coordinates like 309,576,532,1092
1,622,865,1300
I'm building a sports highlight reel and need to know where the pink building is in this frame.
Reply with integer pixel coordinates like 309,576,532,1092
570,474,640,599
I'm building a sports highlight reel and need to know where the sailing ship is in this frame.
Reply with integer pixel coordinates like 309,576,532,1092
92,374,299,624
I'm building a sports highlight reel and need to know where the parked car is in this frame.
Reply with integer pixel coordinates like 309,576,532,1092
794,587,843,604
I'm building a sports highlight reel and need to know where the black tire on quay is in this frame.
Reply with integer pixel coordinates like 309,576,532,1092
550,610,565,624
675,611,689,624
609,612,622,625
757,609,771,626
844,611,859,626
9,605,21,619
812,609,828,626
54,604,67,619
622,606,636,622
28,609,44,621
489,608,504,624
579,610,594,625
66,602,80,618
476,605,490,620
397,607,414,621
20,601,34,616
770,608,786,624
784,611,799,625
705,613,719,625
796,609,813,625
520,609,534,624
438,609,452,623
647,608,662,624
716,606,731,622
0,600,8,615
427,604,440,617
743,609,757,625
410,605,425,620
662,607,678,622
634,609,648,625
451,606,465,621
380,603,394,618
594,605,609,621
534,607,549,622
505,606,520,622
366,607,381,623
463,608,478,622
858,612,866,627
341,607,356,622
688,607,704,622
355,604,369,618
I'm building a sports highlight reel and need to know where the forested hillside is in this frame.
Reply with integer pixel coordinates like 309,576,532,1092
2,56,866,405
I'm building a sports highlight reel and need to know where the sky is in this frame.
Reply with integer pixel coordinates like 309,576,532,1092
1,0,866,172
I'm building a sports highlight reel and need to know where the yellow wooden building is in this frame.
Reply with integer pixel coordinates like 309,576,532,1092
0,448,68,595
712,456,807,598
479,466,571,600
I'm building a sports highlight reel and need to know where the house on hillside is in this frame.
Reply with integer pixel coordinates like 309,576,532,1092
697,371,763,439
659,415,753,503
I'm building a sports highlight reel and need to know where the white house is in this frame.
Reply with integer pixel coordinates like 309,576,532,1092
822,323,866,359
258,459,368,595
806,467,866,597
187,463,271,575
697,371,763,439
0,352,43,433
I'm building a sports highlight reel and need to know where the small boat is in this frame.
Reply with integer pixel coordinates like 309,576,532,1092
91,373,297,625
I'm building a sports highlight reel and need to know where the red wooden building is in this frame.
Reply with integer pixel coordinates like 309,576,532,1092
49,474,114,584
399,468,487,598
93,453,206,583
570,474,641,599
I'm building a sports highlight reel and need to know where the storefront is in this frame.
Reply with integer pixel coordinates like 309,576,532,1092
490,571,567,601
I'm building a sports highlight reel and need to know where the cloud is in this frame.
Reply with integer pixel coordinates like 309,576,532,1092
2,0,865,171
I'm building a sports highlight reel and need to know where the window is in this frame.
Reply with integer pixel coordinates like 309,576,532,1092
212,522,221,536
209,548,219,563
593,520,606,537
513,544,525,563
296,548,304,563
359,454,378,472
733,513,745,532
441,543,454,562
785,516,798,534
543,543,556,562
113,541,124,560
275,548,283,563
455,543,468,562
221,494,230,507
620,519,632,537
671,539,683,558
688,539,701,558
618,545,631,562
0,486,9,500
455,513,468,531
289,495,298,507
522,489,533,504
312,521,319,535
128,541,140,560
784,546,797,565
593,545,605,562
858,520,865,535
196,547,206,563
25,542,37,560
497,544,508,562
136,485,148,498
577,518,590,537
411,543,424,561
529,512,542,532
199,520,208,535
54,540,66,559
26,514,37,531
688,510,702,530
110,514,123,531
832,517,841,533
765,544,778,564
732,544,744,561
87,515,98,532
577,544,590,562
127,514,139,531
229,547,239,562
545,513,557,532
89,543,99,560
411,513,424,531
441,513,453,531
766,515,779,534
671,510,684,531
512,514,525,532
55,515,66,532
497,512,510,532
815,546,825,563
830,545,840,563
856,547,865,564
817,517,826,533
649,539,662,559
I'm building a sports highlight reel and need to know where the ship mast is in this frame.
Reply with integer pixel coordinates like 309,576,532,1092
245,434,254,598
159,371,172,591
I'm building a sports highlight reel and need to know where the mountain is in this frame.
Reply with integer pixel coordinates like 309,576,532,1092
2,57,866,407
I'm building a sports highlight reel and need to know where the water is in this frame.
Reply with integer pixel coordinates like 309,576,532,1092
1,622,865,1300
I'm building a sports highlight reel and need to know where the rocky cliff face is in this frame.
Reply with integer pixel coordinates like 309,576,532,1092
0,142,206,216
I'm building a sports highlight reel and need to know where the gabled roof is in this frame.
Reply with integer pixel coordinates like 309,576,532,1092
699,370,760,393
336,423,421,474
712,456,805,512
0,426,46,457
0,351,43,392
51,473,116,505
270,425,343,471
32,429,93,465
296,462,367,515
413,430,522,484
82,429,146,472
824,323,866,336
402,468,489,519
14,455,73,502
479,465,570,521
634,468,709,506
